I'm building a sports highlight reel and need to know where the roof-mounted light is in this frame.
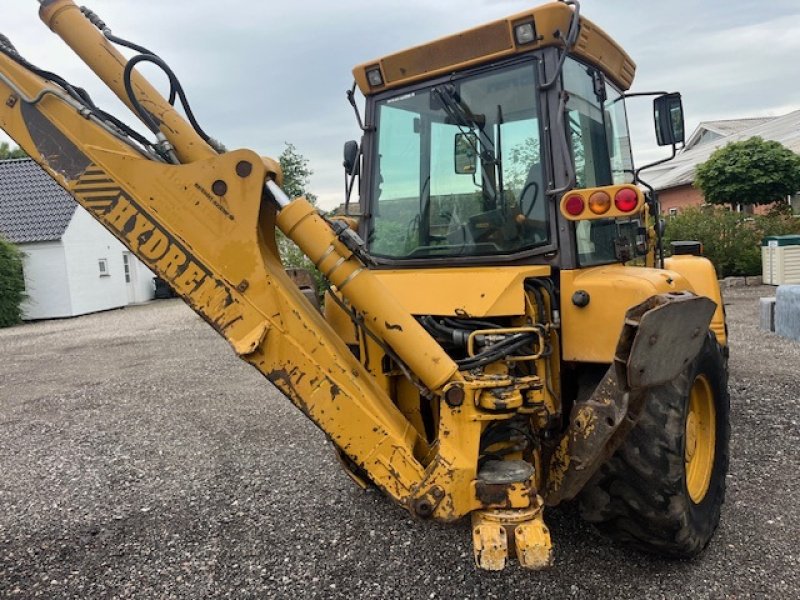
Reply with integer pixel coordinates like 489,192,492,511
514,21,537,45
366,66,384,88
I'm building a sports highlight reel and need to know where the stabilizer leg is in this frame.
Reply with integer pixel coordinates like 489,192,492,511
472,498,553,571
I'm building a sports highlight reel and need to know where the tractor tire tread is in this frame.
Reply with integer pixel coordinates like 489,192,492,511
578,333,730,557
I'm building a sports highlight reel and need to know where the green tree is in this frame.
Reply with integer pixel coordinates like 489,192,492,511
694,137,800,209
507,136,541,190
279,142,316,204
0,237,25,327
0,142,27,159
275,143,325,293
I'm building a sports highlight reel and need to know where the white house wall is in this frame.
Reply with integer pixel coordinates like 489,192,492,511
19,241,72,320
61,207,130,316
131,259,155,303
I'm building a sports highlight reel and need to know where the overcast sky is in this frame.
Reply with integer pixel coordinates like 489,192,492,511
4,0,800,209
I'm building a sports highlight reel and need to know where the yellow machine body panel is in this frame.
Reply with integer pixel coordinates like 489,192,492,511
560,265,694,363
353,2,636,95
665,255,727,346
373,266,551,317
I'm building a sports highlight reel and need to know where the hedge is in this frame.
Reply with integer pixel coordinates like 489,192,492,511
0,237,25,327
664,206,800,278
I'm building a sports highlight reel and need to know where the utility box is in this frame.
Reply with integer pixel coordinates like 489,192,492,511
762,235,800,285
775,286,800,342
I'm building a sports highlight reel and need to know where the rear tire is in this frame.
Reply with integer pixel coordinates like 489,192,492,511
578,333,730,557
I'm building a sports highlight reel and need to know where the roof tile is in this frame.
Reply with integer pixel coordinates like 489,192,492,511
0,158,77,243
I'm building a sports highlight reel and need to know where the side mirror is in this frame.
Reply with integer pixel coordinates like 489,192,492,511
343,140,359,176
454,133,478,175
653,93,685,147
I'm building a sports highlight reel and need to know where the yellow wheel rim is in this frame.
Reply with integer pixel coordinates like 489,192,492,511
685,375,716,504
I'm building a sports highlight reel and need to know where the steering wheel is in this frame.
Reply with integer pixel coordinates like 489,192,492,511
520,180,540,218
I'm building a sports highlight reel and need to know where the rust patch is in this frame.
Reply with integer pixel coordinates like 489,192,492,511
475,482,511,508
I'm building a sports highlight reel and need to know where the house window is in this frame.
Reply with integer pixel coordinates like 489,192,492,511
98,258,109,277
668,207,679,218
123,253,131,283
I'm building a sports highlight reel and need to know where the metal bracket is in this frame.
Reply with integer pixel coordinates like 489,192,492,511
545,292,716,505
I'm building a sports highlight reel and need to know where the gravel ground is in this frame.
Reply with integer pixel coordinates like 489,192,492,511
0,286,798,599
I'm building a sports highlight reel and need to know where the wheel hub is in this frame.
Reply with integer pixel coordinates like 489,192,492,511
685,375,716,504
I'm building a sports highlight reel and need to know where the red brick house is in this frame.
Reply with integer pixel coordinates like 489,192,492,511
643,110,800,216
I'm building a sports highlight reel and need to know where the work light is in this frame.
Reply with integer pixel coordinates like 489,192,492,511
514,22,536,45
366,67,384,87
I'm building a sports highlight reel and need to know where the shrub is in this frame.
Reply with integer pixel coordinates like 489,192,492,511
664,206,800,278
694,137,800,208
0,237,25,327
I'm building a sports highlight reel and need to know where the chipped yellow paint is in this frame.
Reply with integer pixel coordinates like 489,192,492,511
472,504,553,570
574,405,598,440
514,508,553,569
472,518,509,571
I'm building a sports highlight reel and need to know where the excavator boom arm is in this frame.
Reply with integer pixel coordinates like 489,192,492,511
0,0,464,511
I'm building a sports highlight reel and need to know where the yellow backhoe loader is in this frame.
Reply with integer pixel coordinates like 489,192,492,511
0,0,729,570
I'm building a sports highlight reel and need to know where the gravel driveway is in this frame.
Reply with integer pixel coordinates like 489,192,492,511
1,286,798,599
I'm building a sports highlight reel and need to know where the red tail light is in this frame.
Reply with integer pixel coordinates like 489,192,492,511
565,195,585,216
614,188,639,212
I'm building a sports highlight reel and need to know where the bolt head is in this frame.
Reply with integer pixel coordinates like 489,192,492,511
445,386,464,407
235,161,253,178
211,180,228,196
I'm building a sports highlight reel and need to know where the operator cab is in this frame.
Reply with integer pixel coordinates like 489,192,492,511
345,2,684,270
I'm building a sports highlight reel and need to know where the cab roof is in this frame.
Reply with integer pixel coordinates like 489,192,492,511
353,2,635,95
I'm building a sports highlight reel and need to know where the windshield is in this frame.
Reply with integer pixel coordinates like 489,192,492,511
368,62,548,260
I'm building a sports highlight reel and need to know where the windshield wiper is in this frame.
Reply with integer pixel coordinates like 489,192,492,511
432,84,485,129
432,84,504,205
432,85,496,160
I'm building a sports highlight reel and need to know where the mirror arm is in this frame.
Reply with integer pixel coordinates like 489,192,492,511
633,142,678,183
631,144,677,270
624,90,684,267
347,82,374,133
